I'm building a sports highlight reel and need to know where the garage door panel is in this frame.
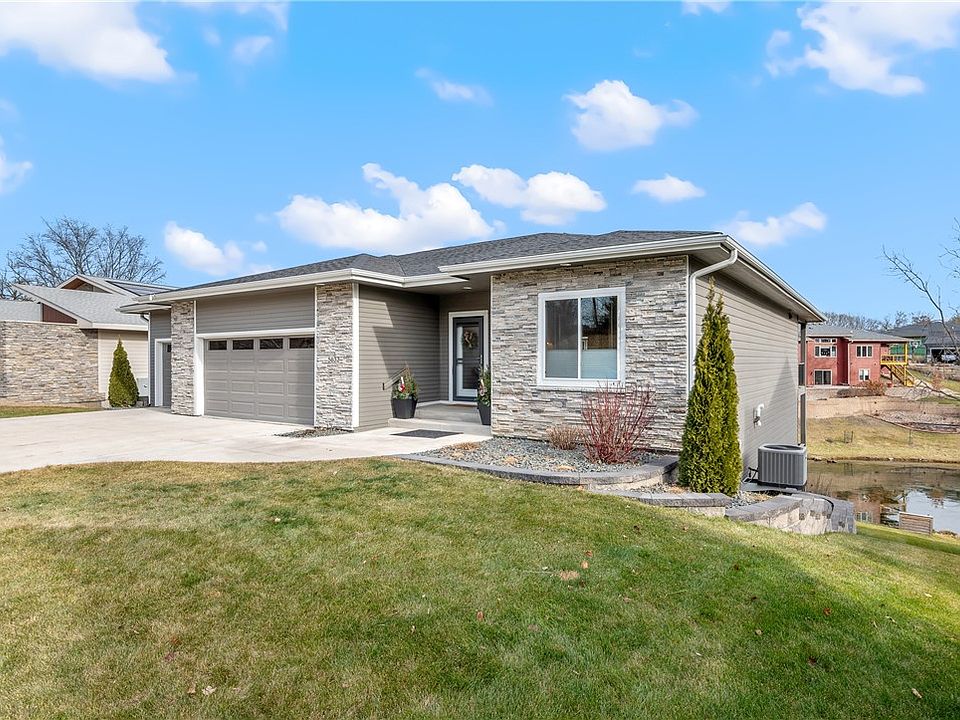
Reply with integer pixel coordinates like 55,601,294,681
204,336,315,425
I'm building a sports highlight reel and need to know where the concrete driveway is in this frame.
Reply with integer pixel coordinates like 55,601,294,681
0,408,489,473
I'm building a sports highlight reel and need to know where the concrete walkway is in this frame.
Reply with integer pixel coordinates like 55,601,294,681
0,408,490,473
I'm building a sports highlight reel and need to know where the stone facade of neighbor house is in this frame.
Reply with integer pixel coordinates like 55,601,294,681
170,301,196,415
0,321,100,404
489,256,688,451
315,283,355,429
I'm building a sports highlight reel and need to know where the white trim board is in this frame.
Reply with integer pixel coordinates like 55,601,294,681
351,282,360,428
153,338,171,407
448,310,490,403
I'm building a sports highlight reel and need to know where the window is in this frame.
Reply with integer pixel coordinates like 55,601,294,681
232,339,254,350
208,340,227,351
289,336,315,349
859,368,871,382
259,338,283,350
814,345,837,357
538,288,625,385
856,511,873,523
813,370,832,385
856,345,873,358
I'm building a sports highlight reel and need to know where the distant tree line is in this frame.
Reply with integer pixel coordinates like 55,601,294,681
819,310,944,332
0,216,164,299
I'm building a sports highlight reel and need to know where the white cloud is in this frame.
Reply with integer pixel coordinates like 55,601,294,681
0,3,174,83
631,174,705,203
416,68,491,105
0,137,32,194
682,2,730,15
232,35,273,64
766,3,960,96
202,27,222,47
164,222,246,276
453,165,606,225
566,80,696,151
180,1,289,31
276,164,494,254
722,202,827,247
251,240,268,253
0,98,17,120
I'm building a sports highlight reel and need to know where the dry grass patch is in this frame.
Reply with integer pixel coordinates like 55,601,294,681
808,415,960,464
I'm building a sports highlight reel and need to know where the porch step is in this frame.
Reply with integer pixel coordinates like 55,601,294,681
387,416,492,437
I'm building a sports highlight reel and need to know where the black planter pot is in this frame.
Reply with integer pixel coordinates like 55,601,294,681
477,401,491,426
391,397,417,419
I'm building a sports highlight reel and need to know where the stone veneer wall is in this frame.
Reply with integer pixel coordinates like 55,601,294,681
315,283,355,429
0,320,100,404
490,256,688,451
170,301,196,415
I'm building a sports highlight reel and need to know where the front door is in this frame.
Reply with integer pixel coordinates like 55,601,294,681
452,316,484,401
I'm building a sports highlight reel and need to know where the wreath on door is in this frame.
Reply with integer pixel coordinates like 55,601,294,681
462,329,478,349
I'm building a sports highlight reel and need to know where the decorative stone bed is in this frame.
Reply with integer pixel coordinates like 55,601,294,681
409,438,856,535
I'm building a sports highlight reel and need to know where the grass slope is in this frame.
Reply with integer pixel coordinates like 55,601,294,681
808,415,960,463
0,405,97,419
1,460,958,719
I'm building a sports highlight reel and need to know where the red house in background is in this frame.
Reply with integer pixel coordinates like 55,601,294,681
804,324,909,387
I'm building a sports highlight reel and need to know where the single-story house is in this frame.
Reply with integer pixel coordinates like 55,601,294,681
804,324,911,387
0,275,172,405
122,231,823,470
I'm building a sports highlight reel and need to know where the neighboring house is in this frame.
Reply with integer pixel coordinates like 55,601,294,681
887,321,960,363
122,231,822,469
0,275,172,405
804,324,910,387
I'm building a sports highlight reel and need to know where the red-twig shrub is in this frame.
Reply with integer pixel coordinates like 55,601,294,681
581,384,655,464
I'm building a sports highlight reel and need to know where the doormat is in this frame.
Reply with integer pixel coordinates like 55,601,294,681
393,430,461,439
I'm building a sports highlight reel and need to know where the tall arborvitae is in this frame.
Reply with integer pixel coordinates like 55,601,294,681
108,339,139,408
678,282,742,495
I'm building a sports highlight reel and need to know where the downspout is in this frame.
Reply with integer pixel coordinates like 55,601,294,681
687,245,738,390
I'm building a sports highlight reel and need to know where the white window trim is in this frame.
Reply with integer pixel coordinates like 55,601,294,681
856,345,873,358
536,286,626,390
859,368,871,381
448,310,490,402
813,369,832,385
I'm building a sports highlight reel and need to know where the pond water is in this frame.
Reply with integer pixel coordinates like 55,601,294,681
807,460,960,534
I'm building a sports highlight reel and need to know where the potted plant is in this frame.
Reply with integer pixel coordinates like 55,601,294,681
391,364,418,419
477,367,491,426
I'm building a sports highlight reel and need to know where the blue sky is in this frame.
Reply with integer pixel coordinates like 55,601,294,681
0,1,958,318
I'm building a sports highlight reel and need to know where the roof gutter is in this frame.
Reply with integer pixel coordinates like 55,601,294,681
687,244,738,391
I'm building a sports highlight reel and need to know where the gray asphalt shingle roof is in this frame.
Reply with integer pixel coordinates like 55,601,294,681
807,324,907,342
14,286,146,328
0,299,40,322
179,230,719,293
888,322,960,349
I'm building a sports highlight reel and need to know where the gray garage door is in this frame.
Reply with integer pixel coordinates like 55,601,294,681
204,335,314,424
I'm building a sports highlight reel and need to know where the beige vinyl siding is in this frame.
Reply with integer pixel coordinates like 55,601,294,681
98,330,149,397
696,268,800,470
438,290,490,400
358,286,440,429
196,288,314,334
148,310,171,404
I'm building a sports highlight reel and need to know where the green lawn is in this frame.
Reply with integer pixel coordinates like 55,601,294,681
0,404,98,419
1,460,958,719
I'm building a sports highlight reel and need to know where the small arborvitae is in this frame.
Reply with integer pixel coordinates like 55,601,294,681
678,282,742,495
108,338,140,408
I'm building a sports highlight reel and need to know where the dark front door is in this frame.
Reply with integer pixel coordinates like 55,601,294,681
452,316,484,401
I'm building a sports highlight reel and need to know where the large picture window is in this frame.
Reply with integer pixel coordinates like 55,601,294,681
538,287,625,386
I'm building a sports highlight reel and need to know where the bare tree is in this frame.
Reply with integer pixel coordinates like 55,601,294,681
1,217,164,298
883,220,960,358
